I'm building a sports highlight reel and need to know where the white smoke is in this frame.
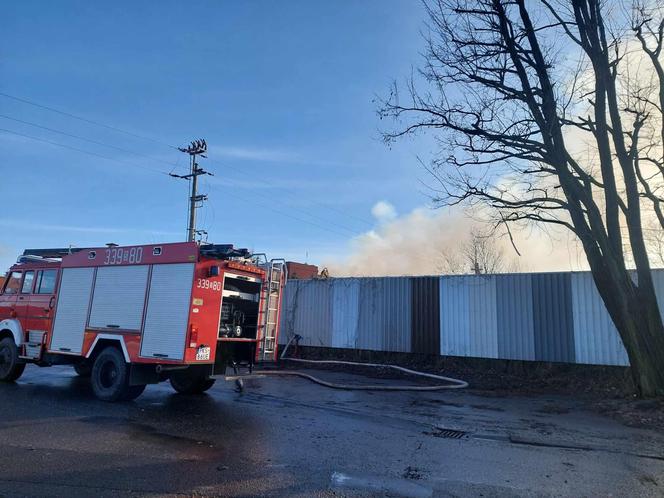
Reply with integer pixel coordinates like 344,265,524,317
325,202,586,277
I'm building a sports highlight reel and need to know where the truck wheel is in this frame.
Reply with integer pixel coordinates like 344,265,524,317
0,337,25,382
74,362,92,377
170,371,216,394
199,378,216,392
91,347,130,402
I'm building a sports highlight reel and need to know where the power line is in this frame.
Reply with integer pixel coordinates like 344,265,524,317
205,158,372,234
206,182,355,238
1,121,365,237
206,156,375,229
0,127,170,175
0,91,178,150
0,114,181,168
206,172,362,236
0,92,375,232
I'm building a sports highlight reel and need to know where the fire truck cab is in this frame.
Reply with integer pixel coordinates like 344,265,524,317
0,242,285,401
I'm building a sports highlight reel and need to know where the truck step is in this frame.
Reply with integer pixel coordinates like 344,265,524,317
21,331,46,359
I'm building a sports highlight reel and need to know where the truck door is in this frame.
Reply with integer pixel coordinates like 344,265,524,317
0,271,23,321
15,270,36,325
26,269,58,333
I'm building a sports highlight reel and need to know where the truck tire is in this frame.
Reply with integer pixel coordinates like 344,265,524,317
91,347,131,402
199,378,216,392
170,371,216,394
74,362,92,377
0,337,25,382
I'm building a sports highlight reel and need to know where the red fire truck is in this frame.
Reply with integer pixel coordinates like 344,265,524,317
0,242,285,401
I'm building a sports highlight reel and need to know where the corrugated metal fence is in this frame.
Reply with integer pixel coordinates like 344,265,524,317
279,270,664,367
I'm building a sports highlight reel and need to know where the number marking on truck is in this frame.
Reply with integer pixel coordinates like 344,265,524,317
103,246,144,265
196,278,221,291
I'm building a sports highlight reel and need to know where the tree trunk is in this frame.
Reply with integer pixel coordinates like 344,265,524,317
590,262,664,397
620,305,664,397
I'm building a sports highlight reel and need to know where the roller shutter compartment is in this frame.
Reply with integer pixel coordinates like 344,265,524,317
89,265,149,331
50,267,95,353
140,263,194,360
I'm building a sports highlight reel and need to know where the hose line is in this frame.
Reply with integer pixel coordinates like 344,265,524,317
255,335,468,391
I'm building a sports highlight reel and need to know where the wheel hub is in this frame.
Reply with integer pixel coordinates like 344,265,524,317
99,361,118,388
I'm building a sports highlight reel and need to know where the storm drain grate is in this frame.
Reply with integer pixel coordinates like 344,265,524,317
423,427,467,439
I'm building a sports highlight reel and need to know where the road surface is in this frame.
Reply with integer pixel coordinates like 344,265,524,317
0,365,662,497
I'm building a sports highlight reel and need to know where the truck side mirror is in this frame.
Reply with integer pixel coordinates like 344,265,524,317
209,266,220,277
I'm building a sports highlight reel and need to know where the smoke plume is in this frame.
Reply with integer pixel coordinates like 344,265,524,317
325,202,586,277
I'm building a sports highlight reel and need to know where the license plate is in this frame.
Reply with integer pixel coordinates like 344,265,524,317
195,346,210,361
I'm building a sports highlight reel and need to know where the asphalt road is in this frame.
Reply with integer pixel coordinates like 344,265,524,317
0,365,662,497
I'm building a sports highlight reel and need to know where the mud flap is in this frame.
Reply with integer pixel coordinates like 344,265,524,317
129,363,160,386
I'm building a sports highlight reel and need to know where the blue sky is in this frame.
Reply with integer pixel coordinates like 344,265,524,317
0,1,437,272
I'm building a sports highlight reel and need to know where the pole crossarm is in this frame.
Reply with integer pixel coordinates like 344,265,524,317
172,138,209,242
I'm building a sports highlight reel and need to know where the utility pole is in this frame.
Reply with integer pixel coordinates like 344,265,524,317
170,139,212,242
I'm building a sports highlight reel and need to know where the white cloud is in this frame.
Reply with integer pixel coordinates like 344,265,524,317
207,144,355,168
208,176,327,191
370,200,397,222
209,145,299,163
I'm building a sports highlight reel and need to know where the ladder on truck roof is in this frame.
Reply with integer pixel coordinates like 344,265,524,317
258,259,286,362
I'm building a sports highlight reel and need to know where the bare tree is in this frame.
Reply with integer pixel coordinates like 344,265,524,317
380,0,664,396
645,219,664,267
438,229,518,274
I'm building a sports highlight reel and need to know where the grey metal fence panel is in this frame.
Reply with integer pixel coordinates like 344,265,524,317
654,269,664,320
532,273,575,362
440,276,498,358
468,276,499,358
496,274,535,361
279,280,297,345
411,277,440,355
440,276,470,356
279,279,332,347
331,278,361,348
356,277,411,352
571,272,628,366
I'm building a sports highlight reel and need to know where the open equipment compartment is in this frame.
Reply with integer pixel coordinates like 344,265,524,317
213,271,263,375
219,273,261,339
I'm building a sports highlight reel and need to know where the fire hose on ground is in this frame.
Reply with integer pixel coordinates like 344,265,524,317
246,335,468,391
